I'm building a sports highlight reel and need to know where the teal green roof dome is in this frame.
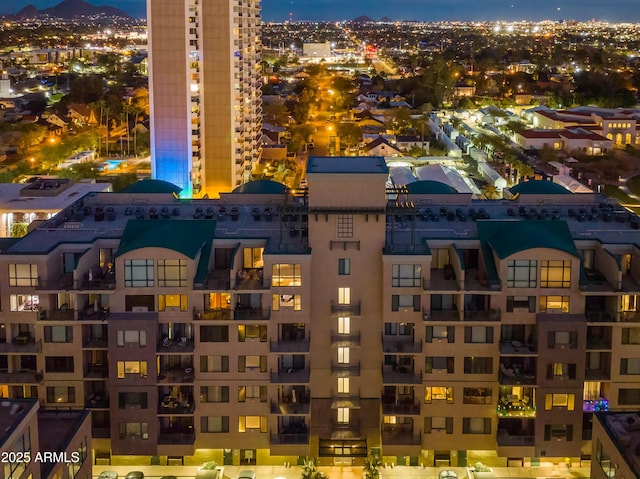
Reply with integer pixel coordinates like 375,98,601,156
406,180,458,195
477,220,579,259
509,180,570,195
115,220,216,259
121,179,182,195
232,180,289,194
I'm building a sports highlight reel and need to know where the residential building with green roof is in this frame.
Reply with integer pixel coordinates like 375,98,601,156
0,157,638,469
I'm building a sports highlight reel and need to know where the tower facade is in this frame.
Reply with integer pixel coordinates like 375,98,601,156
147,0,262,197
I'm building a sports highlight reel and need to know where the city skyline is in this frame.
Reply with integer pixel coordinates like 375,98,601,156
3,0,640,22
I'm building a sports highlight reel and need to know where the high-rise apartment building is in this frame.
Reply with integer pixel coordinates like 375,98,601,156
147,0,263,197
2,158,640,468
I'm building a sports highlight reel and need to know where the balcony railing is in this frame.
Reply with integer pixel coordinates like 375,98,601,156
331,333,361,347
36,274,73,291
270,401,310,415
84,366,108,379
194,309,232,321
270,340,310,353
499,341,536,355
82,337,108,349
0,339,42,353
464,309,501,321
382,339,422,353
233,309,271,321
270,432,309,444
158,399,195,415
382,370,422,384
270,369,310,383
331,363,360,376
423,309,459,321
0,370,42,384
158,337,194,353
331,301,361,316
382,430,422,445
496,432,535,447
382,401,421,415
158,431,195,444
40,308,75,321
85,395,109,409
158,368,195,384
497,399,536,418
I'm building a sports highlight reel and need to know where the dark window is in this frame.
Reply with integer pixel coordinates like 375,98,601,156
425,326,455,343
45,356,74,373
118,392,148,409
392,295,421,312
425,356,454,373
200,326,229,342
464,357,493,374
462,417,492,434
338,259,351,275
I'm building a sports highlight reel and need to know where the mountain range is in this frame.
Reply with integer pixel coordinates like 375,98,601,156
12,0,131,19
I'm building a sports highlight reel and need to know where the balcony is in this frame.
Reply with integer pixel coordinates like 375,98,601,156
620,311,640,323
382,427,422,445
331,363,360,377
39,308,75,321
158,430,195,445
383,369,422,384
423,309,459,321
424,268,459,291
0,370,42,383
36,274,73,291
82,336,108,349
194,309,232,321
382,399,420,415
270,432,309,444
194,268,231,290
496,431,535,447
158,368,195,384
331,301,361,316
84,365,108,379
270,340,310,353
382,339,422,354
233,309,271,321
158,397,195,415
583,398,609,412
270,369,310,383
234,269,269,290
85,394,109,409
330,419,361,439
586,311,617,323
78,272,116,291
271,400,310,415
464,308,501,321
0,339,42,354
332,333,361,347
499,341,537,355
158,337,194,353
499,361,536,385
585,368,610,381
497,396,536,418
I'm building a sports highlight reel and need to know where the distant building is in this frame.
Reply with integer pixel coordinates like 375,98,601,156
147,0,262,196
302,42,332,59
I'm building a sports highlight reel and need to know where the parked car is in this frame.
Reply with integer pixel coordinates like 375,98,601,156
439,471,457,479
125,472,144,479
98,472,118,479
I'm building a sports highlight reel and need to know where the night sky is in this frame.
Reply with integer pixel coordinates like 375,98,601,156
3,0,640,22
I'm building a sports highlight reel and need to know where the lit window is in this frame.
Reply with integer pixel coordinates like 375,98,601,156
117,361,147,378
338,287,351,305
158,294,188,311
8,264,38,287
545,393,575,410
424,386,453,403
272,294,301,311
243,247,264,268
540,260,571,288
157,259,187,287
539,296,570,313
272,264,301,286
338,317,350,334
10,294,39,311
337,407,349,423
338,377,350,394
238,415,267,432
337,347,350,364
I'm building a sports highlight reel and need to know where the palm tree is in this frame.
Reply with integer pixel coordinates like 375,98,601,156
482,184,500,200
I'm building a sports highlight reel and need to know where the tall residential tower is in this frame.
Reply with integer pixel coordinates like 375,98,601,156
147,0,263,197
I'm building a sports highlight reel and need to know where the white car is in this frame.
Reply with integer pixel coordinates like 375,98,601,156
238,471,256,479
